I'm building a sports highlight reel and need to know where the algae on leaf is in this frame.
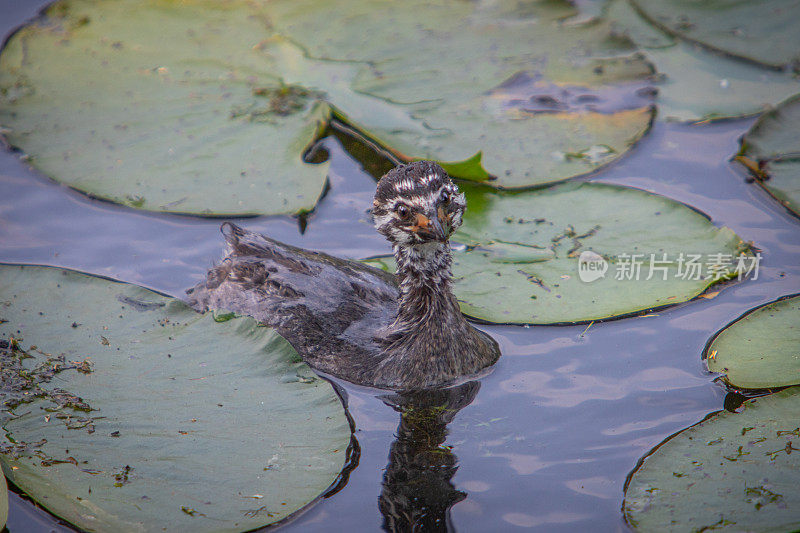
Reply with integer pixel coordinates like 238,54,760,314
0,0,655,213
0,264,352,532
624,387,800,532
736,94,800,217
366,182,754,324
706,294,800,390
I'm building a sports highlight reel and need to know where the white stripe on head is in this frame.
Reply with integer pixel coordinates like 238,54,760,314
420,172,438,186
382,183,462,212
393,178,416,193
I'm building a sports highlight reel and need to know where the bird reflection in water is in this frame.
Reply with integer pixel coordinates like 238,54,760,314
378,381,480,532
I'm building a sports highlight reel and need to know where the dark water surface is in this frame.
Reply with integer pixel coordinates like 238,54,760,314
2,2,799,531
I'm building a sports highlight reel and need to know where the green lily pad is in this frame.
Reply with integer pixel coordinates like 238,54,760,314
0,0,655,208
267,0,655,188
631,0,800,73
737,94,800,217
0,0,331,216
366,182,753,324
705,295,800,390
0,264,351,532
624,387,800,532
605,0,800,122
0,468,6,530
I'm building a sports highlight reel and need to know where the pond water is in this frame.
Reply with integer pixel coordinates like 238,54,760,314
2,2,800,532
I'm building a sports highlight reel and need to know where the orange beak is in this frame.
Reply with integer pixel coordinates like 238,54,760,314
411,212,447,241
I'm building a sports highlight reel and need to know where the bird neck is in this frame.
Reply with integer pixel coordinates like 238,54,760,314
392,241,460,328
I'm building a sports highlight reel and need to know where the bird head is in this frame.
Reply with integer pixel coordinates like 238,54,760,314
372,162,466,246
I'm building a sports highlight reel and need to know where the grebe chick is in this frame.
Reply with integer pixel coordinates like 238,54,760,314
187,161,500,389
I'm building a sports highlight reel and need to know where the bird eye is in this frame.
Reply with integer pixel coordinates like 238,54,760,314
440,190,450,205
395,204,411,219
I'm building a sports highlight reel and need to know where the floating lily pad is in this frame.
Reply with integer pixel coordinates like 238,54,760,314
631,0,800,73
0,0,655,209
605,0,800,122
0,264,351,532
0,468,6,530
366,182,753,324
0,1,331,216
736,94,800,217
705,295,800,390
267,0,656,188
624,387,800,532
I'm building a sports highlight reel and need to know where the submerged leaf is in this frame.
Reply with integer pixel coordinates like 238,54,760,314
0,264,351,532
366,182,753,324
706,294,800,390
624,387,800,532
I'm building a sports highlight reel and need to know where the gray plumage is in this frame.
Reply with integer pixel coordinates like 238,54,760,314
187,161,500,389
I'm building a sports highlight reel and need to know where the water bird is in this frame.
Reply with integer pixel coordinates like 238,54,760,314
187,161,500,389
